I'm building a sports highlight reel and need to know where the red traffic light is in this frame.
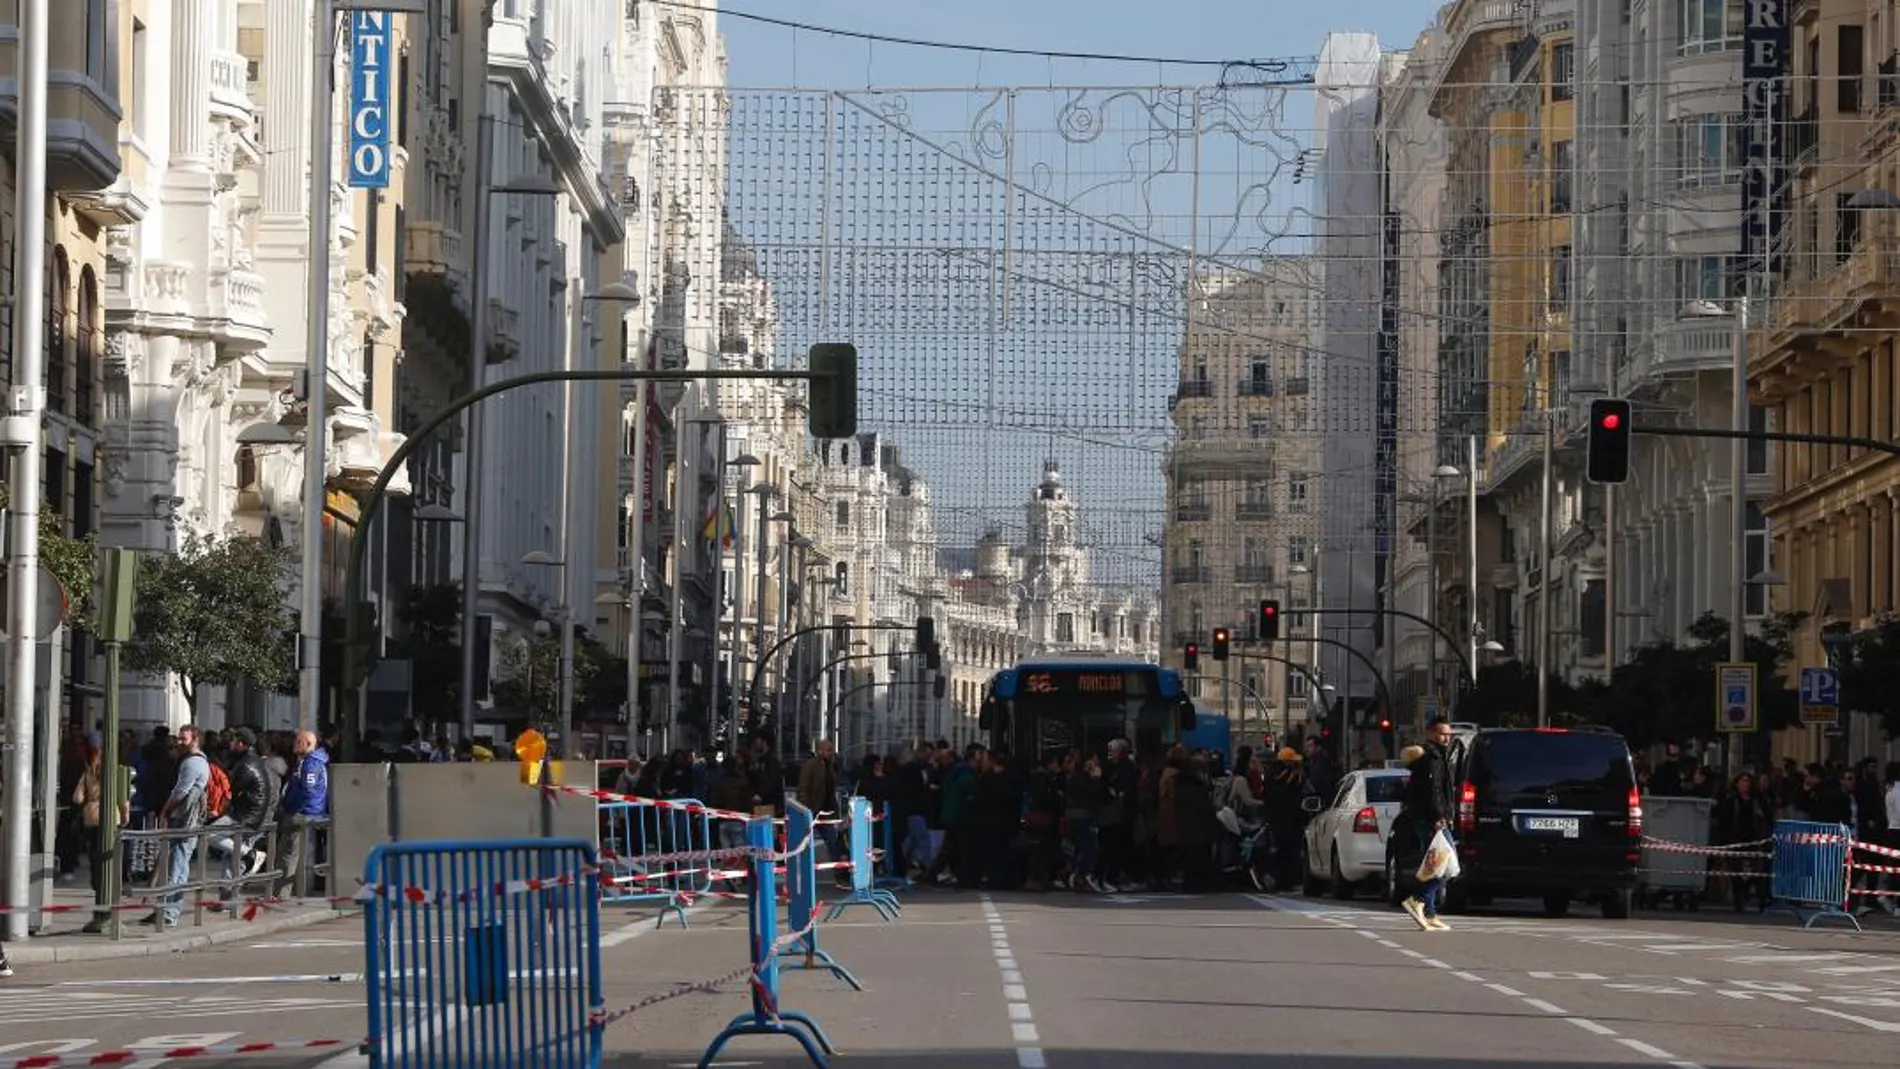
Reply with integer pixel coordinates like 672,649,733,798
1263,605,1276,616
1185,643,1199,656
1599,412,1621,431
1378,718,1393,731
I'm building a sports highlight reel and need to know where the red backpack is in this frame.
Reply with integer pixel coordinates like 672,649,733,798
204,760,233,819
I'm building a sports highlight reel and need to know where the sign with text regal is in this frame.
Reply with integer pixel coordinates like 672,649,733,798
1739,0,1789,280
347,11,394,189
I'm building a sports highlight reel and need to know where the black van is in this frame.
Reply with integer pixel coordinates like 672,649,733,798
1386,726,1642,919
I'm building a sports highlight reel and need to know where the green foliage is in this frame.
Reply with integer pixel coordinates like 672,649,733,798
1838,615,1900,739
1456,661,1593,727
491,632,629,726
387,582,463,726
125,532,296,709
1585,609,1806,748
37,512,97,630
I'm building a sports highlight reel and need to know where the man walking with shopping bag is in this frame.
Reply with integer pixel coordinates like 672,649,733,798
1400,717,1460,932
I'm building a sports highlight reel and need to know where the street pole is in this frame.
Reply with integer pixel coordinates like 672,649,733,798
1727,295,1749,778
1426,488,1438,716
457,114,492,745
1536,404,1554,728
297,0,337,736
1467,434,1479,689
1,0,51,945
728,472,748,742
1605,480,1617,676
625,347,650,760
709,426,729,750
752,488,770,734
1222,651,1235,742
664,407,699,753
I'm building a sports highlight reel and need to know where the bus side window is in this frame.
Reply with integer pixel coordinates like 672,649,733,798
979,697,1002,731
1173,698,1196,732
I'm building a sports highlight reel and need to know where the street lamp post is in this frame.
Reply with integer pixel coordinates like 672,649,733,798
521,551,572,753
1688,295,1752,775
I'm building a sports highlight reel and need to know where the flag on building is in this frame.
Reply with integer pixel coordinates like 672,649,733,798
702,500,734,548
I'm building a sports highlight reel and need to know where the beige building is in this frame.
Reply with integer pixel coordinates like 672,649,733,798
1162,257,1320,740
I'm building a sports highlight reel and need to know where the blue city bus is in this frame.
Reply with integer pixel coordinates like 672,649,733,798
979,658,1197,762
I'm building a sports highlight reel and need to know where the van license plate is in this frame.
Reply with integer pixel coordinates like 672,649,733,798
1525,816,1579,838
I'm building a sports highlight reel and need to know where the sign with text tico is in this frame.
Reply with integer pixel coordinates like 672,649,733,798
1715,662,1757,734
347,11,394,189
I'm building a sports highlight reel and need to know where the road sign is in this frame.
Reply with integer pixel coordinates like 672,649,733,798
1715,662,1757,733
1799,666,1840,725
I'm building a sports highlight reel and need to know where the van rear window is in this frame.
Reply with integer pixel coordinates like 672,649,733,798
1471,732,1634,799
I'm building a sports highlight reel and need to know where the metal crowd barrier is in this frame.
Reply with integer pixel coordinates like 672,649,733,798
361,837,604,1069
822,797,900,922
1766,819,1858,930
109,819,289,939
597,796,713,926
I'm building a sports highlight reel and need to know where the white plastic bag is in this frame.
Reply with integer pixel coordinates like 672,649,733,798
1416,827,1462,882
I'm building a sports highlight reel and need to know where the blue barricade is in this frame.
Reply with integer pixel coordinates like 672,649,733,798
782,801,863,991
697,817,836,1069
361,838,603,1069
1767,819,1859,930
598,797,713,927
822,797,900,922
876,802,911,891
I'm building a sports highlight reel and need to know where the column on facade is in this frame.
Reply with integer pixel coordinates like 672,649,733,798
262,0,313,215
170,0,218,164
1887,491,1900,615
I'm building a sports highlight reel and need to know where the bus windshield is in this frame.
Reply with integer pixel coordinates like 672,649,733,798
995,664,1184,761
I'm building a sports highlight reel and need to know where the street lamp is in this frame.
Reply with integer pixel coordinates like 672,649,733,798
520,550,573,754
719,454,760,745
1685,296,1751,773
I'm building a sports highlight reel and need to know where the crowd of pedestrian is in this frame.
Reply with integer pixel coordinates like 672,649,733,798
1641,745,1900,914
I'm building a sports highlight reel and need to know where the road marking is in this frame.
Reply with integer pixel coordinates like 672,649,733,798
1569,1018,1619,1036
601,904,709,947
1418,958,1453,970
1452,971,1486,983
53,974,359,986
1808,1007,1900,1032
1486,983,1525,997
981,895,1046,1069
1521,998,1568,1015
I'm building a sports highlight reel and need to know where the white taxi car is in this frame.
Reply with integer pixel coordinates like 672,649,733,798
1301,768,1410,900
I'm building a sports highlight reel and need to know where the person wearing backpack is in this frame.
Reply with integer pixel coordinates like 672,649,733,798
149,724,211,929
208,728,274,908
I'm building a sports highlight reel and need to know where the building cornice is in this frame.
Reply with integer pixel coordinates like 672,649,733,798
488,21,626,246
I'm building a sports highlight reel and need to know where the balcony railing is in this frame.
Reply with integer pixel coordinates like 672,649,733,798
45,341,67,416
1170,565,1211,585
1177,379,1213,399
1238,377,1273,397
1235,564,1275,584
1174,500,1212,522
1880,54,1899,109
1236,502,1273,522
1787,101,1819,165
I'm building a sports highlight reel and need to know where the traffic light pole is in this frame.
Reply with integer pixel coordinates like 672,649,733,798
1632,423,1900,459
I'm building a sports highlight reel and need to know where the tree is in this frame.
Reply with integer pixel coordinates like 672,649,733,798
1455,661,1587,727
493,633,629,727
1590,609,1807,749
1838,614,1900,739
387,582,462,726
578,640,629,721
125,532,296,711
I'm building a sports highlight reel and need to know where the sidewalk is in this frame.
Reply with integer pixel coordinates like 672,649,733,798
4,882,354,964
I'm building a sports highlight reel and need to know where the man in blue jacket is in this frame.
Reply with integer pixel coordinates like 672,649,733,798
274,730,329,897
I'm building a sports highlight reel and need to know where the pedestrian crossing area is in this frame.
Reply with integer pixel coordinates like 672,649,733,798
1248,894,1900,989
0,986,358,1026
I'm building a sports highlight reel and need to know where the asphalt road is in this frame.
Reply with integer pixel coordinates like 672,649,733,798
1,890,1896,1067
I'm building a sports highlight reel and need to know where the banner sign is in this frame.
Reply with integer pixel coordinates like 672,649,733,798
347,11,394,188
1739,0,1789,280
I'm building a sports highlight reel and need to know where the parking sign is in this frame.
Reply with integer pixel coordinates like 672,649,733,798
1799,666,1839,726
1715,662,1756,733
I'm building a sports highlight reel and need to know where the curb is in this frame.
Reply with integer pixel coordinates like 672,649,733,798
3,907,359,964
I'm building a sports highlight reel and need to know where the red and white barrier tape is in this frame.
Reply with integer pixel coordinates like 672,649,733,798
588,962,755,1029
1853,837,1900,860
1640,836,1771,857
3,1038,351,1068
538,782,757,823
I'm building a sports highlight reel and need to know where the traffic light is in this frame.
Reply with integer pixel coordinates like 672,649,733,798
807,343,859,439
1258,599,1280,641
1183,642,1200,672
1586,397,1633,484
1378,715,1396,754
917,615,941,671
1211,627,1231,661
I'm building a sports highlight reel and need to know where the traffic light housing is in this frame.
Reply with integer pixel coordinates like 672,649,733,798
1586,398,1632,484
917,615,941,671
1211,627,1231,661
1183,642,1200,672
1378,715,1396,754
807,343,859,439
1258,599,1280,641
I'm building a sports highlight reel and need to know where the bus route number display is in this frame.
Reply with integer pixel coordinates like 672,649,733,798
1022,670,1128,696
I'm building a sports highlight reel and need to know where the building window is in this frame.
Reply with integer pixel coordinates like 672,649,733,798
1287,472,1308,510
130,18,149,141
1248,418,1271,439
1057,613,1075,643
1550,139,1573,211
1549,246,1571,312
1747,405,1771,475
1676,114,1745,186
1744,503,1769,616
834,500,850,533
1287,668,1309,700
1836,193,1863,263
1579,579,1606,658
1679,0,1742,55
1289,537,1309,567
1675,255,1736,304
1550,42,1575,101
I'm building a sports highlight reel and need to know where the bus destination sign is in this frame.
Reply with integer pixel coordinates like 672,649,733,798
1020,670,1133,696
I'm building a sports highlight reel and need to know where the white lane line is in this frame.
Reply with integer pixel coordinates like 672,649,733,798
981,894,1047,1069
601,904,708,947
1807,1006,1900,1033
1306,908,1707,1069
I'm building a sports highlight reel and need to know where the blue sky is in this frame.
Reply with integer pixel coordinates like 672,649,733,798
703,2,1445,586
718,2,1441,89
